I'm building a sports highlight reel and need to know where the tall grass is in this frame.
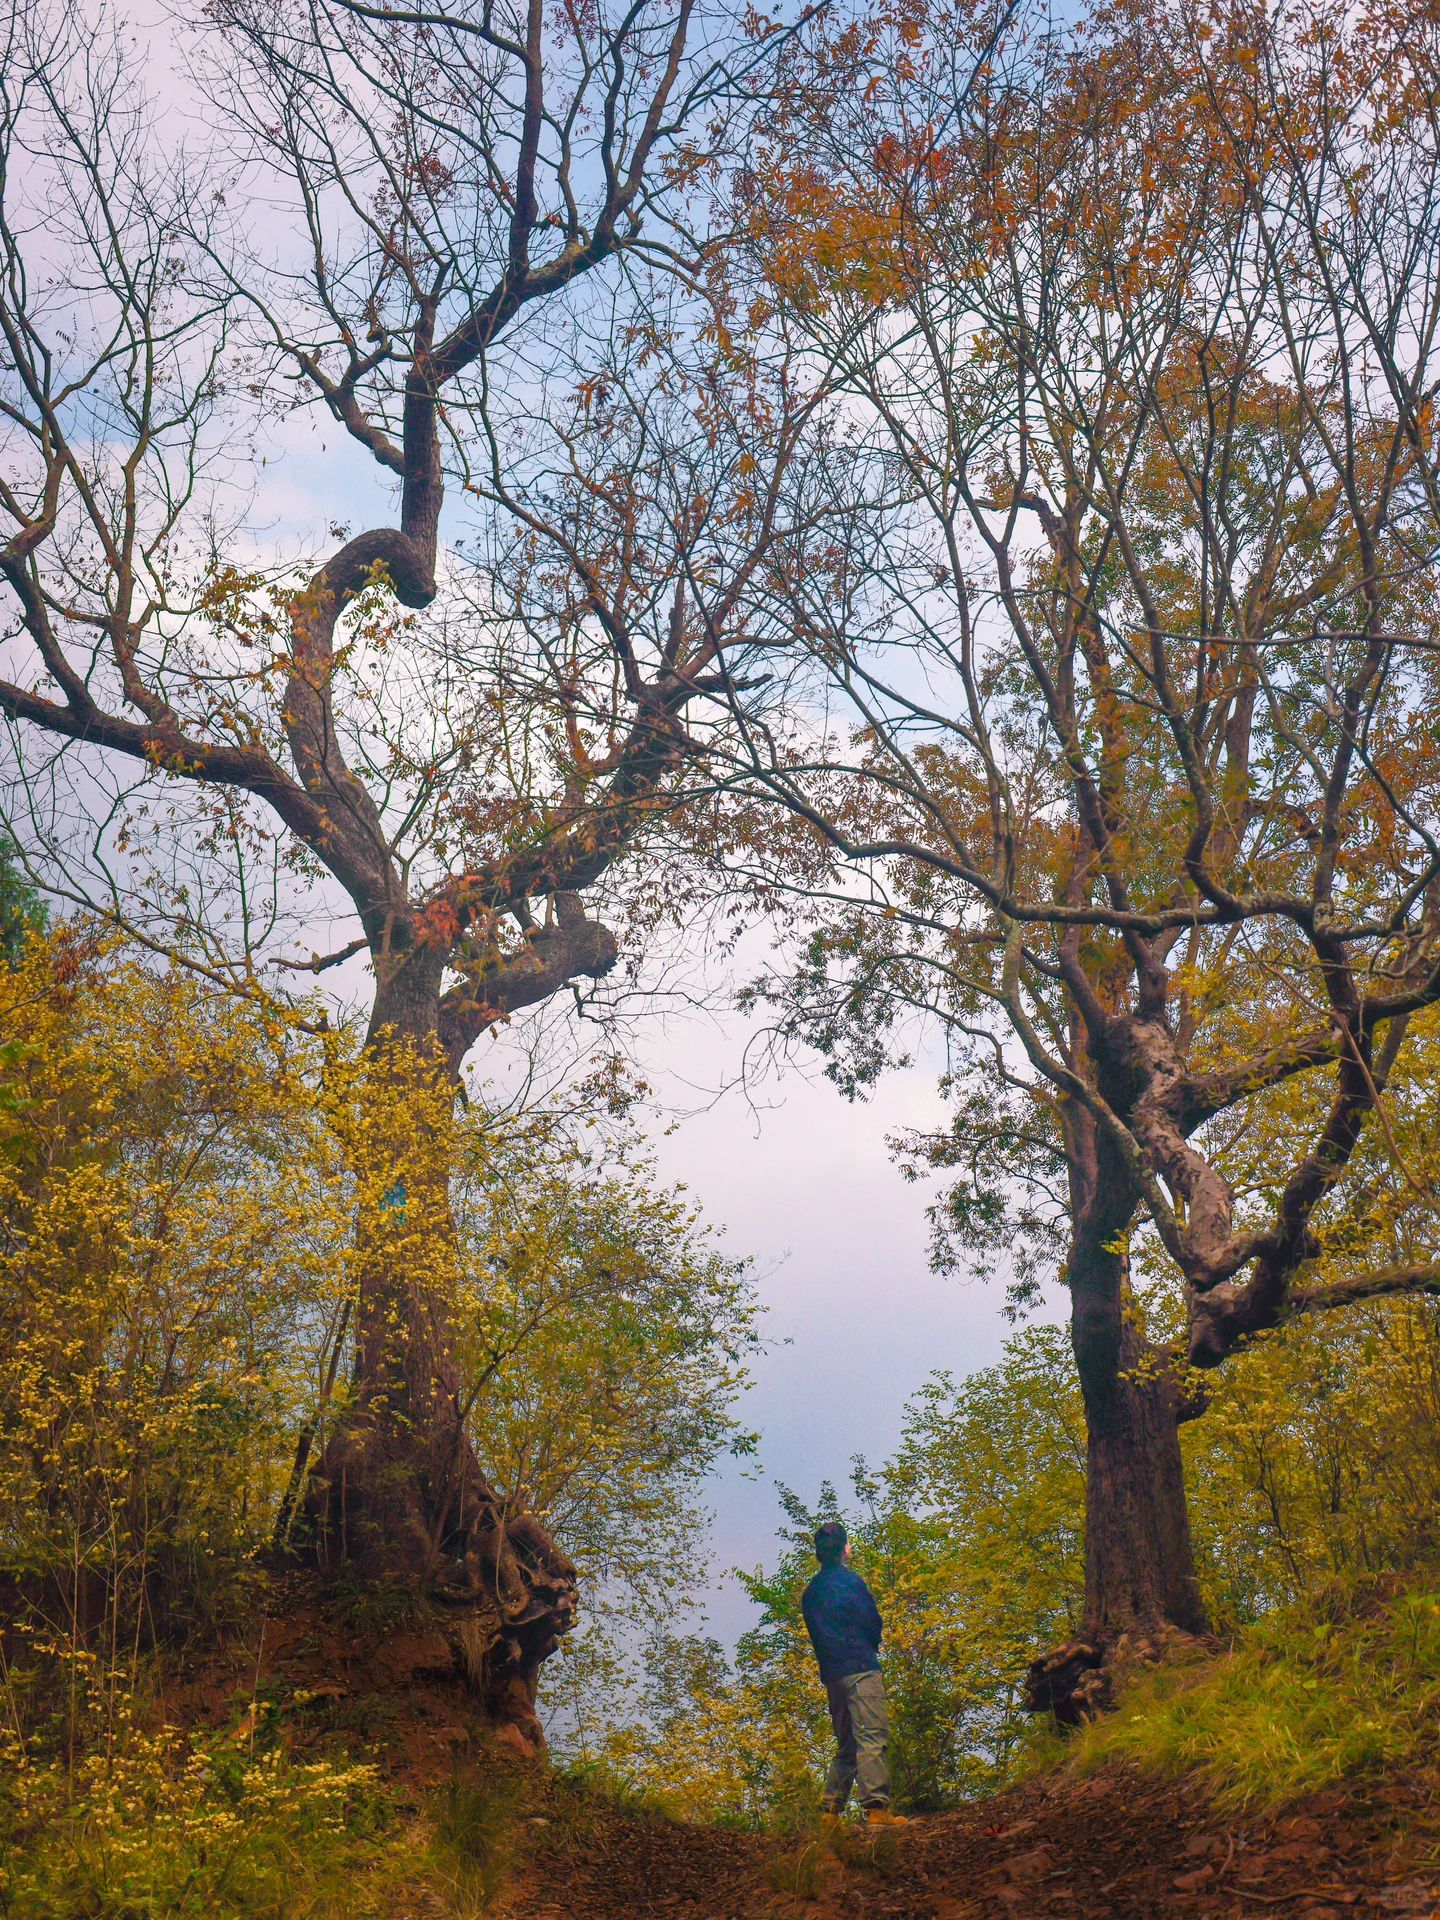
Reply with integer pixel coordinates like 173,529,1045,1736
1069,1579,1440,1811
427,1769,527,1915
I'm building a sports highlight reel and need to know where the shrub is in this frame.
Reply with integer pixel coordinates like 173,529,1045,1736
0,1719,389,1919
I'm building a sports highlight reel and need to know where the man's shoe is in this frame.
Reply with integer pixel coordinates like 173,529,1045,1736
865,1808,912,1827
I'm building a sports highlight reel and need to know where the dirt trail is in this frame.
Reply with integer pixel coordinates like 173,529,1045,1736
510,1760,1440,1920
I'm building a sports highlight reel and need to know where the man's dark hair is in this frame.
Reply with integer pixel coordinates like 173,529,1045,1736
814,1521,847,1567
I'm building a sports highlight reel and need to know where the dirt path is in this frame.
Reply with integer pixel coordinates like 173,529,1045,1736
511,1760,1440,1920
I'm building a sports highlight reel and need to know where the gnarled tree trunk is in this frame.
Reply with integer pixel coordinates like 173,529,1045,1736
1082,1338,1201,1644
298,944,577,1737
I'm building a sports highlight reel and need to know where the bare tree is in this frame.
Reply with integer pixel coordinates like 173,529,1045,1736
0,0,811,1722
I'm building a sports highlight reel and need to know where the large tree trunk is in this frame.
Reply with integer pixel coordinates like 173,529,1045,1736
297,944,578,1736
1028,1122,1207,1723
1082,1327,1204,1639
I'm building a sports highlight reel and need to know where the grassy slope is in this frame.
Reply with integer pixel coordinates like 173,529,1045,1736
1058,1573,1440,1812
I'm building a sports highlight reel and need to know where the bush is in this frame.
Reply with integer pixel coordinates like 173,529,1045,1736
0,1719,389,1919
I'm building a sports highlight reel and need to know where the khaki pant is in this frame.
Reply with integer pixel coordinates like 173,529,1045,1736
821,1668,891,1811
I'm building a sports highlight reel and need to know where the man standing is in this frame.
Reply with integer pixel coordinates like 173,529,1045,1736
801,1521,905,1824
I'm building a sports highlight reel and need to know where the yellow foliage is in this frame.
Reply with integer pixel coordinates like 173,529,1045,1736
0,931,352,1639
1189,1299,1440,1625
0,926,760,1758
1,1707,386,1920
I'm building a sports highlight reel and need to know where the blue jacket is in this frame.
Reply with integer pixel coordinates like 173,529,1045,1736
801,1563,883,1685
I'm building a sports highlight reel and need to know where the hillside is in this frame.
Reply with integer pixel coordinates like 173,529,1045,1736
8,1576,1440,1918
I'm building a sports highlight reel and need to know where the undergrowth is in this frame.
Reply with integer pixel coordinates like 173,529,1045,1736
551,1754,677,1824
1067,1577,1440,1811
426,1770,529,1916
0,1685,546,1919
763,1836,827,1898
762,1817,902,1900
0,1720,396,1919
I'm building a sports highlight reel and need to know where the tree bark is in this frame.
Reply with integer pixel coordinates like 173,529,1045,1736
1028,1117,1207,1723
1081,1332,1203,1640
297,942,577,1735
